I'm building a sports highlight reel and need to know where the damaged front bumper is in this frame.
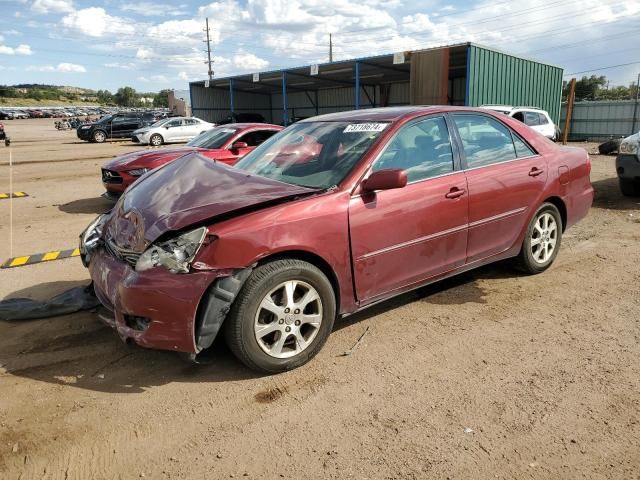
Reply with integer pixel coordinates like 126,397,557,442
80,217,252,354
88,248,220,353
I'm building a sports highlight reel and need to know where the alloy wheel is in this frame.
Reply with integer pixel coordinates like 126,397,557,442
530,212,558,264
253,280,323,359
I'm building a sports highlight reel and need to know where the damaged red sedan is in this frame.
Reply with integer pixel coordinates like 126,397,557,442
80,106,593,373
100,123,282,199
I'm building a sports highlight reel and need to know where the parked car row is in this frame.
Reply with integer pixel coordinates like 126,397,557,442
0,107,170,120
76,113,214,144
80,106,594,373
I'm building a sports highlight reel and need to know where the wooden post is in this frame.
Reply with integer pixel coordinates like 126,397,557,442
562,78,576,145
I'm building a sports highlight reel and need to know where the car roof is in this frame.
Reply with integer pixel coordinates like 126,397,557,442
300,106,514,123
224,123,282,129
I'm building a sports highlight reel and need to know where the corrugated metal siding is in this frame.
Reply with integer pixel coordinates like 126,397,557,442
190,84,271,123
559,100,640,141
466,45,564,124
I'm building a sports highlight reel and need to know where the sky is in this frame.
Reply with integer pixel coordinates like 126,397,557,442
0,0,639,93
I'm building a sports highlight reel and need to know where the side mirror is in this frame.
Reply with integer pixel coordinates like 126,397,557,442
361,169,407,192
165,125,171,129
231,141,248,150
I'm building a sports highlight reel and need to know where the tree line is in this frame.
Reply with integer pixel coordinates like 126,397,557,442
563,75,639,102
0,84,172,108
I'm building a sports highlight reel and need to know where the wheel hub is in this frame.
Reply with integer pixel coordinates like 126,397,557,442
254,280,323,359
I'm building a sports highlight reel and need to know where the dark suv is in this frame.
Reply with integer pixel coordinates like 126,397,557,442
77,112,156,143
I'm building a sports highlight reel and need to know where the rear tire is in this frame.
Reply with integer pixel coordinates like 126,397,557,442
619,178,640,197
149,134,163,146
598,138,621,155
224,259,336,373
515,203,563,274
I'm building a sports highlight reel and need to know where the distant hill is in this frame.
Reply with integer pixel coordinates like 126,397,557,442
11,84,96,94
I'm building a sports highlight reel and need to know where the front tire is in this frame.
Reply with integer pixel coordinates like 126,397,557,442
224,259,336,373
515,203,563,274
619,178,640,197
149,134,163,146
93,130,106,143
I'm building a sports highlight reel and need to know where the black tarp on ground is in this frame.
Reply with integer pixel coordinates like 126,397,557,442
0,283,100,321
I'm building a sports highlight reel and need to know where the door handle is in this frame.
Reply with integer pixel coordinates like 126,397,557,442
445,187,466,199
529,167,545,177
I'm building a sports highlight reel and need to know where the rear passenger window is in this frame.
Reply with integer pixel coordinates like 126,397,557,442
453,114,516,168
524,112,540,126
537,113,549,125
373,116,454,182
513,134,536,158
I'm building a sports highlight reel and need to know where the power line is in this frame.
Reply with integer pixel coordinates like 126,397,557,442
564,61,640,76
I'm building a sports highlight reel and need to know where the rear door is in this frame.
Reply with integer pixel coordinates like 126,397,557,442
112,115,139,138
349,115,469,303
164,119,186,142
452,113,547,263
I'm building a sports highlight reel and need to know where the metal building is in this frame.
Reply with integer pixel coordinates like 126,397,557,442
189,42,563,126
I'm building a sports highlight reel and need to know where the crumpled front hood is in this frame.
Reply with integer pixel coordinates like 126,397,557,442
107,152,317,251
104,147,198,170
133,127,150,135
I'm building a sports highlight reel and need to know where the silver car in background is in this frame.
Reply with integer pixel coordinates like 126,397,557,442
132,117,215,146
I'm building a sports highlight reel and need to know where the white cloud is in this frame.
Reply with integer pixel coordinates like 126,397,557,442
62,7,137,37
0,44,33,55
104,62,137,70
233,51,269,70
5,30,21,36
31,0,74,14
121,2,189,17
27,62,86,73
138,74,169,83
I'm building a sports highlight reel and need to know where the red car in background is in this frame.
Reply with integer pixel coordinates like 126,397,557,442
100,123,282,199
81,106,593,373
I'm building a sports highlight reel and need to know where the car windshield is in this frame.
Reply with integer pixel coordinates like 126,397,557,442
187,126,239,148
96,115,113,124
234,121,389,189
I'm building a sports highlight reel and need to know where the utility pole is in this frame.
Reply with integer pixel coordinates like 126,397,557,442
562,78,576,145
329,33,333,63
632,72,640,134
204,17,214,81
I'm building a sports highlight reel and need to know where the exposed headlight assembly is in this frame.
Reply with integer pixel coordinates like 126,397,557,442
79,214,107,266
135,226,207,274
619,140,639,156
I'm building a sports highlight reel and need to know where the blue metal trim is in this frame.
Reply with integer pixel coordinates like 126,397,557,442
282,72,288,126
229,79,235,117
355,61,360,110
465,45,471,106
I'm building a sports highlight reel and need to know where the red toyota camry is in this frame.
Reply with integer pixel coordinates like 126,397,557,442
81,106,593,373
100,123,282,199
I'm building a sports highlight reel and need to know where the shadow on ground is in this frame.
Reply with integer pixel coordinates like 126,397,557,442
58,197,113,214
592,177,640,211
1,264,517,394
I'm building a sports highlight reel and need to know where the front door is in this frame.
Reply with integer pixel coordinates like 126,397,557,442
451,113,548,263
349,115,469,303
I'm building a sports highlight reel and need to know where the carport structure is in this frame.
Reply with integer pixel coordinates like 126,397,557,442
190,42,563,126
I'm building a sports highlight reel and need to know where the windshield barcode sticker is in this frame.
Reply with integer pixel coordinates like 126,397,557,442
343,123,387,133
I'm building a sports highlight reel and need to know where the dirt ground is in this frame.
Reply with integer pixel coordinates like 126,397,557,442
0,118,639,480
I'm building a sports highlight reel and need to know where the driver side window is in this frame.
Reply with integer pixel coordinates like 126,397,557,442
373,116,454,183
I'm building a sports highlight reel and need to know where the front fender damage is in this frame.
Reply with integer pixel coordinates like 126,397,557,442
190,266,254,360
